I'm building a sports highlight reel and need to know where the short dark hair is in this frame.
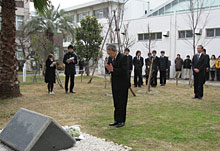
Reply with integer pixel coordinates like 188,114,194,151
152,50,157,53
124,48,130,52
198,45,203,49
177,54,180,56
107,44,117,52
187,55,190,58
148,53,152,56
161,51,165,53
68,45,74,50
136,50,141,56
203,49,206,53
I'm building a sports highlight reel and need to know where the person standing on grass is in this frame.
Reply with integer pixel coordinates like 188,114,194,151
145,52,152,85
192,45,206,100
133,50,144,87
216,56,220,81
124,48,133,88
45,54,56,94
175,54,183,79
151,50,159,87
105,44,129,128
159,51,169,86
183,55,192,80
202,49,210,83
63,45,78,94
210,55,216,81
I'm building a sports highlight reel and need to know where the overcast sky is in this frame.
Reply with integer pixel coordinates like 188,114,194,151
30,0,165,11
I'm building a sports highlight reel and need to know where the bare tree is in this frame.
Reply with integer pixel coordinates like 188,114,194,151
179,0,211,55
121,23,136,50
142,23,156,53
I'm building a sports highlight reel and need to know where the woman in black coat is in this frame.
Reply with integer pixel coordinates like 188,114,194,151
45,54,56,94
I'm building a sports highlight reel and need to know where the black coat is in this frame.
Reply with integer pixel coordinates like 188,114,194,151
127,55,133,71
145,57,152,73
159,56,169,71
204,54,210,69
183,59,192,69
133,56,144,71
192,53,206,75
63,52,78,75
45,59,56,83
152,56,159,71
109,52,129,90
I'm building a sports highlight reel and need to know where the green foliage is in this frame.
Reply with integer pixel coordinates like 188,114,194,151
75,16,103,62
33,0,50,15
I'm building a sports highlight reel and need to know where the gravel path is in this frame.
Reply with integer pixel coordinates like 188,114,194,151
0,133,132,151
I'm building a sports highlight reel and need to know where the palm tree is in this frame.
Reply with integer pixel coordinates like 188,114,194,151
0,0,50,99
25,5,75,61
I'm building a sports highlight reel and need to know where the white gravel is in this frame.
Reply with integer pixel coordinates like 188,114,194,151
0,133,132,151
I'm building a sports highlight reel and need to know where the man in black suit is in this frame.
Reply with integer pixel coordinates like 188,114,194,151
159,51,169,86
105,44,129,128
124,48,133,88
145,52,152,85
133,50,144,87
202,49,210,83
192,45,206,99
63,45,78,94
151,50,159,87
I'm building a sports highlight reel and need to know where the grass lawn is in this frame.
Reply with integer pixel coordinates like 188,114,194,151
0,76,220,151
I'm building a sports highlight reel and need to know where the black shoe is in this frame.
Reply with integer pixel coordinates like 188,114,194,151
198,97,202,100
161,84,165,86
109,121,118,126
65,91,69,94
70,90,76,93
134,85,137,88
116,122,125,128
192,96,198,99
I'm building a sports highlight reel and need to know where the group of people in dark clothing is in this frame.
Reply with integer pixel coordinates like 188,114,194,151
124,49,170,88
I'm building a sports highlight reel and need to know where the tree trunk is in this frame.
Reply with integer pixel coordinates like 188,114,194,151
0,0,21,99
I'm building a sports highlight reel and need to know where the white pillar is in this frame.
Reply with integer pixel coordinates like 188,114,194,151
23,62,27,83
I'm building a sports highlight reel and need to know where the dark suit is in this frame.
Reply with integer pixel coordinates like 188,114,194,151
151,56,159,87
133,56,144,86
126,55,133,88
63,52,78,92
145,57,151,85
108,52,129,123
192,53,206,98
204,54,210,83
159,56,169,85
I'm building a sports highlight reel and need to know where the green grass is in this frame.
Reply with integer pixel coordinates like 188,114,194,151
1,76,220,151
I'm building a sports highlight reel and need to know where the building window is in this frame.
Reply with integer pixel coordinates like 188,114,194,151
178,30,193,39
156,32,162,39
138,32,162,41
77,11,90,22
216,28,220,36
138,34,144,41
206,28,220,37
16,16,24,30
93,7,109,19
15,1,24,8
144,33,149,40
186,30,193,38
16,46,24,60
